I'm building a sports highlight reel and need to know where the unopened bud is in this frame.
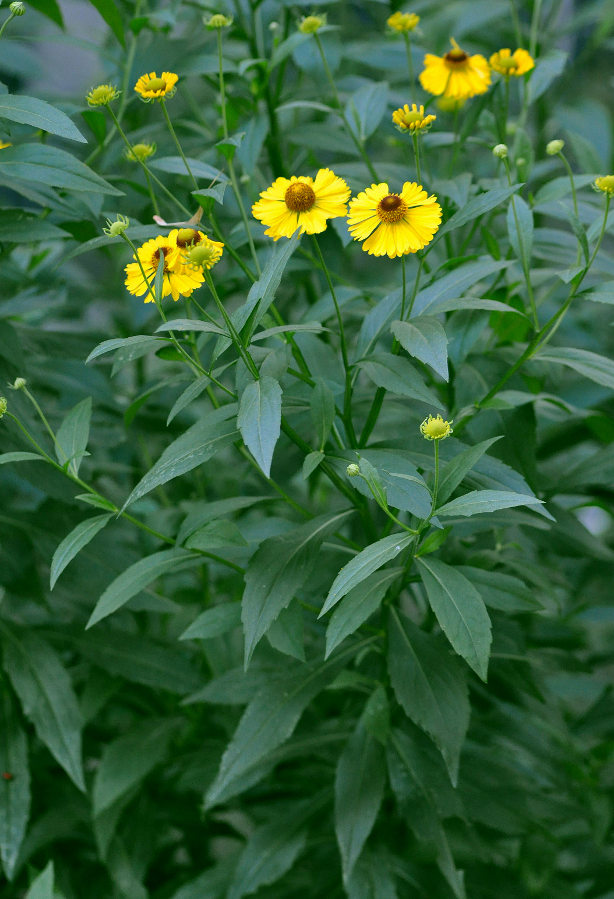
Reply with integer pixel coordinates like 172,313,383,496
12,377,26,390
346,463,361,477
298,14,326,34
546,139,565,156
205,13,233,29
103,214,129,237
493,143,508,159
10,2,25,16
0,397,7,418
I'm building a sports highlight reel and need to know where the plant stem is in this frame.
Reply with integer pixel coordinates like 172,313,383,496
160,99,199,191
204,270,260,380
431,440,440,513
503,157,538,329
412,133,422,183
403,33,415,83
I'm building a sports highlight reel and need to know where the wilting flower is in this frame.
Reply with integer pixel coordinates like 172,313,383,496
594,176,614,197
125,142,156,162
489,48,535,77
86,84,120,107
420,414,453,440
252,168,350,240
387,11,419,33
134,71,178,101
124,235,203,302
347,182,442,258
420,38,491,99
392,103,436,134
298,14,326,34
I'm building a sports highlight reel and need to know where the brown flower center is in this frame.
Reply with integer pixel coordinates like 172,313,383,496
285,181,316,212
145,77,167,92
176,228,202,248
377,194,407,223
445,48,468,64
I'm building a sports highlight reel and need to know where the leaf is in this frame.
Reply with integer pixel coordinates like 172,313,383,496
241,231,301,338
335,722,386,882
387,609,469,784
436,185,521,238
302,450,324,479
0,145,122,195
86,335,164,363
167,376,210,425
507,194,534,265
358,353,444,408
87,0,125,46
345,81,389,140
534,346,614,390
416,557,492,681
237,377,282,478
122,404,238,509
344,848,399,899
436,437,502,505
150,156,228,182
527,50,567,103
326,569,401,658
55,397,92,476
25,861,54,899
185,520,247,551
155,319,227,336
310,378,336,450
177,495,270,544
0,694,30,880
436,489,545,518
321,533,414,616
87,549,198,628
180,603,242,641
458,566,541,612
50,513,114,590
267,602,305,661
0,452,44,465
413,259,509,316
0,95,86,142
1,629,84,791
243,510,353,665
391,317,449,380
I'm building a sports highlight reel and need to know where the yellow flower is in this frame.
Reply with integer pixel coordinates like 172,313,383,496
183,236,225,270
594,175,614,197
252,168,350,241
86,84,120,107
134,71,178,101
298,14,326,34
0,140,12,150
420,414,453,440
387,11,419,33
124,235,204,303
489,48,535,77
125,142,156,162
419,38,491,99
392,103,436,134
347,182,442,258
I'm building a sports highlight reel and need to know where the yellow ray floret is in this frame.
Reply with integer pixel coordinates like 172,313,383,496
420,414,453,440
387,11,419,33
392,103,436,133
594,175,614,197
489,48,535,77
124,234,204,302
419,38,491,99
347,182,442,258
252,168,351,240
134,71,179,100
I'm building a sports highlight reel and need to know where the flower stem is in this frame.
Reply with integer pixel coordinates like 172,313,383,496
503,157,538,329
431,440,440,513
203,269,260,380
403,33,415,83
412,132,422,183
160,99,199,192
0,9,17,40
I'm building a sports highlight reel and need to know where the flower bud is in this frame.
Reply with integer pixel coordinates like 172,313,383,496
546,139,565,156
346,463,361,477
103,214,130,237
12,377,26,390
594,175,614,197
125,142,156,162
10,2,25,16
86,84,121,107
205,13,233,29
0,397,7,419
493,143,508,159
298,14,326,34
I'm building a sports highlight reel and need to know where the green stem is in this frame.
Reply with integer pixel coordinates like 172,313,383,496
558,150,582,267
0,10,16,40
161,99,198,191
431,440,440,513
403,32,415,83
529,0,543,57
504,157,538,329
412,133,422,183
22,387,58,449
143,168,160,216
204,270,260,380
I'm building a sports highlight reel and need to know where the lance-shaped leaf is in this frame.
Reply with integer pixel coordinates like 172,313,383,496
50,513,113,589
326,568,402,658
55,397,92,476
237,376,282,478
534,346,614,391
358,352,444,408
0,145,122,194
391,317,449,380
0,693,31,880
24,861,55,899
436,437,501,506
0,94,86,142
436,489,544,518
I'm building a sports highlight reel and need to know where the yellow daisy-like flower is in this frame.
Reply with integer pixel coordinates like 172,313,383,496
594,175,614,197
86,84,120,107
387,11,420,33
419,38,491,100
124,235,203,303
420,414,453,440
134,71,178,101
392,103,436,134
125,142,156,162
489,47,535,77
252,168,350,241
0,140,12,150
183,236,225,270
347,182,442,258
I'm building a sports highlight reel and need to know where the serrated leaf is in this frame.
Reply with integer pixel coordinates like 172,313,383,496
437,437,502,505
0,145,122,195
392,317,449,381
0,694,30,880
1,629,84,791
335,723,386,882
413,259,510,316
358,353,444,408
436,489,544,518
0,95,86,142
534,346,614,390
237,377,282,478
387,609,469,784
180,603,242,640
55,397,92,476
326,568,401,658
416,557,492,681
185,519,247,551
267,603,305,662
321,533,414,616
50,513,113,590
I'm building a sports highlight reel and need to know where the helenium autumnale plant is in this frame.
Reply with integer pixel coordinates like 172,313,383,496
1,1,614,897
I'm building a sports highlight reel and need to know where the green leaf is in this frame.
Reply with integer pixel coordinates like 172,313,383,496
302,450,325,479
87,549,198,628
436,437,502,505
0,145,122,195
413,259,509,316
155,319,227,336
527,50,567,103
335,722,386,882
25,861,54,899
1,629,84,791
185,520,247,551
362,684,390,745
345,81,389,140
0,452,44,465
180,603,242,641
237,377,282,478
50,513,114,590
243,510,353,665
436,489,545,518
266,602,305,661
321,533,414,616
391,317,449,381
177,496,270,544
122,405,238,510
0,694,30,880
241,231,301,338
0,213,68,243
344,848,399,899
0,95,86,142
436,185,521,238
507,194,534,265
86,335,164,364
534,346,614,390
86,0,125,46
458,566,541,612
310,378,336,450
167,376,210,425
387,609,469,784
358,353,444,408
150,156,228,182
416,557,492,681
55,397,92,476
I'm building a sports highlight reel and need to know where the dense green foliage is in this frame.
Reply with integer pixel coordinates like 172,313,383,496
1,0,614,896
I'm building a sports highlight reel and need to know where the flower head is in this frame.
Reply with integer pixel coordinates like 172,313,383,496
347,182,442,258
489,48,535,77
420,38,491,100
0,140,12,150
183,237,224,271
346,463,361,477
10,2,25,15
252,168,350,241
0,397,7,419
387,11,419,33
493,143,508,159
124,234,204,303
205,13,233,29
594,176,614,197
134,71,178,101
546,139,565,156
125,142,156,162
420,414,453,440
11,378,26,390
392,103,436,134
298,14,326,34
103,214,130,238
86,84,120,107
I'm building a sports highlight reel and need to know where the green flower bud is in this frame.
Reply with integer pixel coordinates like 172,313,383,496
12,377,26,390
346,463,361,477
10,2,25,16
298,14,326,34
103,214,130,237
546,139,565,156
493,143,508,159
205,13,233,29
0,397,7,418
